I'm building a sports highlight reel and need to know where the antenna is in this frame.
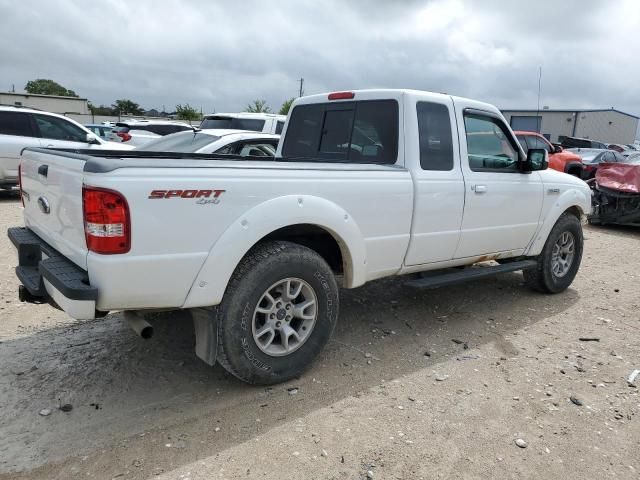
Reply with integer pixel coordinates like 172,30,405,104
536,66,542,133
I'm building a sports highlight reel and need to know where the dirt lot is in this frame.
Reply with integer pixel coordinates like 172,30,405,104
0,190,638,480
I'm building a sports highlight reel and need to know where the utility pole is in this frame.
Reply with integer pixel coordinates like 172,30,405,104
536,66,542,133
11,84,15,93
298,78,304,97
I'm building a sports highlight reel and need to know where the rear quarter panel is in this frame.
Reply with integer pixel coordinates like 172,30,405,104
86,162,413,311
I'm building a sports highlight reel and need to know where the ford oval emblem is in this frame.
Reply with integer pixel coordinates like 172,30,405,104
37,196,51,214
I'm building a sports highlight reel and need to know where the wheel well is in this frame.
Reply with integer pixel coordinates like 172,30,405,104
260,224,346,276
564,206,583,219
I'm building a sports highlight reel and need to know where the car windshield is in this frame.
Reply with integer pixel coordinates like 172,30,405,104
139,131,219,152
200,117,265,131
580,152,604,163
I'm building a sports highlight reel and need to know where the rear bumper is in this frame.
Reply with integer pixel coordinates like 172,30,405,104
8,227,98,319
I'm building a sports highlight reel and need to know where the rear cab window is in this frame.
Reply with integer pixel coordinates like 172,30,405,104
282,100,399,164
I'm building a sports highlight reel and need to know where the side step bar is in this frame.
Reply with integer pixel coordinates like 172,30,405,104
405,259,537,290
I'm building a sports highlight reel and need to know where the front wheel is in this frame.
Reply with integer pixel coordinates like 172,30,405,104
216,241,339,385
524,213,583,293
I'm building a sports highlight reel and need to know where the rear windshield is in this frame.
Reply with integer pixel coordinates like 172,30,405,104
281,100,399,164
139,131,220,152
115,124,192,136
200,117,265,131
0,111,35,136
562,138,591,149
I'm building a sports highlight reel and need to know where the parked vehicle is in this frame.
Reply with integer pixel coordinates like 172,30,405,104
567,148,627,180
9,89,591,385
108,120,194,147
200,113,286,134
0,106,132,190
84,123,113,139
138,129,279,156
561,136,607,149
606,143,628,153
589,161,640,226
515,131,583,177
622,151,640,161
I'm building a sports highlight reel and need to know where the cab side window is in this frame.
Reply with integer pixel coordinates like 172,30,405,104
464,114,519,172
516,135,529,154
526,135,550,153
34,114,86,142
417,101,453,171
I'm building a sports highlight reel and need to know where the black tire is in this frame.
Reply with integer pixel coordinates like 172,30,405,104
523,213,583,293
216,241,339,385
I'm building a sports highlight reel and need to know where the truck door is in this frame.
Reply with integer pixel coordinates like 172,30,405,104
0,111,42,186
403,97,465,265
454,107,543,258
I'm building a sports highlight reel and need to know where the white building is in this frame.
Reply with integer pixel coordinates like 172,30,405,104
501,108,639,144
0,91,90,115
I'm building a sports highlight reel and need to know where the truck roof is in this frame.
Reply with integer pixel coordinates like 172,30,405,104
294,89,501,116
202,112,285,120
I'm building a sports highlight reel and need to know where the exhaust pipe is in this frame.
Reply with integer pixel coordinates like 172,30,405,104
125,312,154,339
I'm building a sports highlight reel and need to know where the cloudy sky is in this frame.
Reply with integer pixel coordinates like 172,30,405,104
1,0,638,115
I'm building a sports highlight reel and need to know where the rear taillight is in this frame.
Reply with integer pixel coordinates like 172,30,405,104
117,132,132,142
82,186,130,254
18,163,24,207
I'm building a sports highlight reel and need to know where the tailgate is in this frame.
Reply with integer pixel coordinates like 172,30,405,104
20,148,88,270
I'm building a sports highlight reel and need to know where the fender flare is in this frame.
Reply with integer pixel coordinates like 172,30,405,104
525,189,591,256
182,195,367,308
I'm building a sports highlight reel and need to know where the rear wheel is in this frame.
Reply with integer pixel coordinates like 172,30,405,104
216,241,339,385
524,213,583,293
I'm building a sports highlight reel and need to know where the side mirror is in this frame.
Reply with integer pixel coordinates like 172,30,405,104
520,148,548,172
553,144,563,153
86,133,100,144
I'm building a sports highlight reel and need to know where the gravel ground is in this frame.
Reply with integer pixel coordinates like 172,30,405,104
0,191,638,480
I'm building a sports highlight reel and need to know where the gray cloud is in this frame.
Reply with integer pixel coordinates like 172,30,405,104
0,0,637,116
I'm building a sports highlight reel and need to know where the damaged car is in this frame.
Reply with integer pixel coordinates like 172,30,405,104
589,157,640,226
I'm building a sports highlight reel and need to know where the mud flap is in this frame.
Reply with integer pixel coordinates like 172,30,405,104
191,308,218,366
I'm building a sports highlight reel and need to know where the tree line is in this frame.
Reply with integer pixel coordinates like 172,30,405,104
23,79,296,120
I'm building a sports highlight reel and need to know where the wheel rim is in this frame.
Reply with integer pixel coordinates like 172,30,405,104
551,231,575,278
252,277,318,357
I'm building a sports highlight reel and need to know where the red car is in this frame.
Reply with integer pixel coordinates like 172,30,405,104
515,131,583,177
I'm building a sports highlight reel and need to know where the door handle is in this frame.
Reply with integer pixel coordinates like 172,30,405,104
46,144,55,148
472,184,487,194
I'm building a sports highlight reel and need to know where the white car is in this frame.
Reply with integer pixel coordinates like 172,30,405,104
108,120,195,147
10,89,591,385
0,106,132,190
137,129,279,156
200,112,286,134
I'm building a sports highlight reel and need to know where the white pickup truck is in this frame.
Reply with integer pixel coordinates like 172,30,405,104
9,89,591,385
